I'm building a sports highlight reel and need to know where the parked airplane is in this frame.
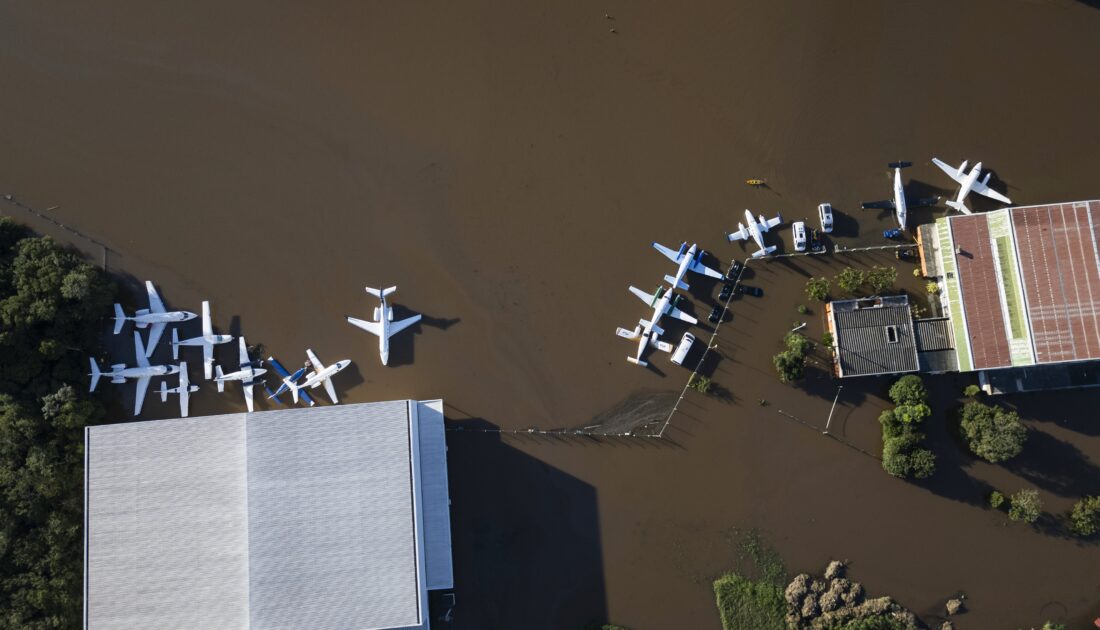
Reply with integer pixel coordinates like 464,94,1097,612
159,362,199,417
113,280,197,357
89,331,180,416
615,323,673,367
265,356,316,407
214,337,268,413
170,301,233,379
269,349,350,405
860,161,939,230
615,285,696,366
727,209,783,258
652,242,725,290
346,286,422,366
931,157,1012,214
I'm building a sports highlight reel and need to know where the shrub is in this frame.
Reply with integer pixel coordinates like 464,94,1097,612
796,304,808,314
837,267,866,294
888,375,927,406
713,573,786,630
912,268,922,277
926,281,940,295
963,384,981,397
784,332,813,356
958,401,1028,463
1069,496,1100,537
908,448,936,479
866,265,898,293
1008,488,1042,523
689,374,713,394
805,277,830,302
821,331,834,348
773,351,805,384
989,490,1005,509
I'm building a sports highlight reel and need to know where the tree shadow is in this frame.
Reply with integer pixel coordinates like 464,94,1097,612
1004,429,1100,498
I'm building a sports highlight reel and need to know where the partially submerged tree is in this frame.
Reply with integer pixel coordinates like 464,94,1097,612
1008,488,1042,523
1069,496,1100,537
866,265,898,294
805,277,830,302
958,400,1028,463
836,267,866,294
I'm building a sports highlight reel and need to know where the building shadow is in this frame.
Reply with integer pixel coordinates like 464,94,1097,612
445,418,608,629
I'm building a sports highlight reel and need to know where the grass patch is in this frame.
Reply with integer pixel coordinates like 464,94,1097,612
713,573,786,630
995,235,1026,339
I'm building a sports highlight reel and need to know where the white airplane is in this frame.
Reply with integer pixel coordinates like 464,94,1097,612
652,242,725,290
113,280,197,357
860,161,939,230
170,301,234,379
269,349,351,405
214,336,268,413
89,331,180,416
159,361,199,417
615,285,696,366
727,209,783,258
931,157,1012,214
346,286,422,366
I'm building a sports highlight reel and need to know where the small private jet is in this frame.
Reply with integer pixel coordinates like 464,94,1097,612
113,281,197,357
931,157,1012,214
159,361,199,417
265,356,315,407
727,209,783,258
267,349,350,405
616,285,696,366
89,331,180,416
171,301,233,379
652,242,725,290
214,336,268,412
346,286,422,366
860,161,939,230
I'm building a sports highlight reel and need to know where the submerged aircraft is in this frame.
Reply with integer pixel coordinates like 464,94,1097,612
89,331,180,416
652,242,725,290
214,337,268,413
171,301,233,379
931,157,1012,214
860,161,939,230
113,281,197,357
346,286,422,366
727,209,783,258
616,285,696,366
159,361,199,417
270,349,350,405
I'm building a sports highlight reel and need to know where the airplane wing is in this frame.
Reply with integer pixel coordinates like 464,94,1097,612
133,331,150,368
629,286,656,306
727,225,749,242
861,199,896,210
667,305,698,325
931,157,966,184
244,381,254,412
146,281,166,313
180,388,190,417
306,348,325,372
133,376,151,415
202,343,214,379
970,179,1012,205
238,337,250,369
763,215,783,230
323,377,337,404
688,258,724,279
201,301,212,337
145,323,165,357
347,316,383,337
651,242,684,264
387,314,422,338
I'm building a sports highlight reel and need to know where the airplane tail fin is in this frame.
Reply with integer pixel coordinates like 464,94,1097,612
945,200,971,215
888,161,912,170
663,274,689,291
88,357,102,392
365,286,397,299
752,246,777,259
159,381,169,403
625,356,648,367
171,328,180,360
112,304,127,334
289,382,300,404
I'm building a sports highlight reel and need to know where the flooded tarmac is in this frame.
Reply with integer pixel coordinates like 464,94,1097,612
2,1,1100,627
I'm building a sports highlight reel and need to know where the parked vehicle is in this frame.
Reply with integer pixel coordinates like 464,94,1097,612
708,306,723,323
670,332,695,366
896,248,915,260
793,221,807,252
818,203,834,233
727,260,744,280
883,228,903,240
719,283,735,301
809,228,825,253
737,284,764,297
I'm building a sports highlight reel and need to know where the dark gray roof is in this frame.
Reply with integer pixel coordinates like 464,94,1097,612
918,349,959,373
915,318,953,352
831,296,919,377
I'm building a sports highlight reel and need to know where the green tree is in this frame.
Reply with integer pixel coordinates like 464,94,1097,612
926,281,940,295
908,448,936,479
958,401,1028,463
773,351,805,384
1069,496,1100,536
893,402,930,424
866,265,898,294
836,267,866,294
888,374,927,406
805,277,830,302
989,490,1005,509
821,331,834,348
689,374,712,394
784,332,813,357
963,384,981,397
1008,488,1043,523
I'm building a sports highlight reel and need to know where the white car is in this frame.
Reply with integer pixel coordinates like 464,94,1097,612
670,332,695,366
792,221,807,252
818,203,834,233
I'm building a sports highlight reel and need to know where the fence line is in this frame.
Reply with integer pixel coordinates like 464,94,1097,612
0,194,111,269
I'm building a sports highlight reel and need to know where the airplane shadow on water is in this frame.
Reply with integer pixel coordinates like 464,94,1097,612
384,305,459,368
444,418,609,629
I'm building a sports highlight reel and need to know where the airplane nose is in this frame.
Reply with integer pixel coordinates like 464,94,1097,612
381,351,389,365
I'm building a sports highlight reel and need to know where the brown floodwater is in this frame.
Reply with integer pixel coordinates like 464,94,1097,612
2,1,1100,627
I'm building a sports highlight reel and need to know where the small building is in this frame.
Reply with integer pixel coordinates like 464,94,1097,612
826,295,958,379
83,400,454,630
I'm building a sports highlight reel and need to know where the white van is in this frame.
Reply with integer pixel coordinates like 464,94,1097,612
818,203,834,233
670,332,695,366
793,221,807,252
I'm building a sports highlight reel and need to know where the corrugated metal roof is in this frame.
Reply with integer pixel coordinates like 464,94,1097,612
85,400,451,630
915,318,953,352
831,297,919,377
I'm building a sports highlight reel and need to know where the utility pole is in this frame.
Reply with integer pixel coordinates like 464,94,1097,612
823,385,843,434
